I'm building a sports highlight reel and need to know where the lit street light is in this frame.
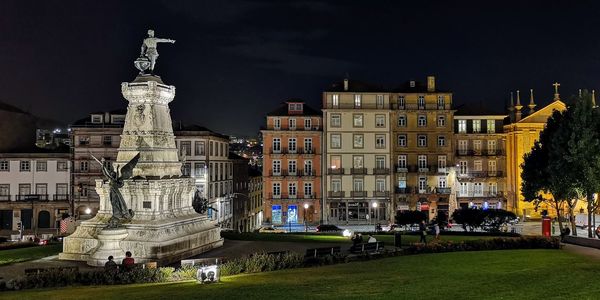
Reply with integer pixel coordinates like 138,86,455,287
304,203,309,232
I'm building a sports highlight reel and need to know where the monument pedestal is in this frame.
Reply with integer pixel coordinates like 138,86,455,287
88,228,128,266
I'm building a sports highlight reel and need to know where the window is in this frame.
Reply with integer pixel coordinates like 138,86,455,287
437,136,445,147
437,115,445,127
438,155,447,172
36,161,47,172
488,140,497,154
78,136,90,145
473,160,482,171
473,120,481,133
375,114,385,127
288,138,297,153
397,134,407,147
273,138,281,153
0,184,9,197
459,182,468,196
438,176,447,188
398,115,406,127
331,114,341,127
474,182,483,196
375,135,385,149
331,156,341,169
304,138,313,153
376,94,384,108
332,94,339,108
473,140,482,153
458,120,467,133
353,156,364,168
288,183,297,196
289,103,303,111
376,179,386,192
103,135,112,146
332,179,341,192
274,118,281,129
195,141,205,156
417,135,427,147
20,161,30,172
398,95,405,109
331,134,341,148
272,160,281,175
459,161,468,175
353,134,364,148
418,96,425,109
354,94,362,108
353,114,363,127
375,156,385,169
273,183,281,196
487,120,496,133
180,141,191,156
304,118,312,129
437,95,445,109
210,141,214,156
36,184,47,196
488,160,497,172
458,140,468,154
418,176,427,193
397,155,407,168
112,115,125,124
91,115,102,123
304,183,313,197
353,178,364,191
417,115,427,127
195,162,206,176
19,183,31,195
418,155,427,169
182,163,191,176
304,160,313,175
489,182,498,196
0,160,8,171
288,160,297,174
289,118,296,130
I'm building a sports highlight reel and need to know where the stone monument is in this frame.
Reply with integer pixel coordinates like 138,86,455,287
59,30,223,266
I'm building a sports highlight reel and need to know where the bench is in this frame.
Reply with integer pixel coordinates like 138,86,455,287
304,246,341,259
24,266,79,276
350,241,385,254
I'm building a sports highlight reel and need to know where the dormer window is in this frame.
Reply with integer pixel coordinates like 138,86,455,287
111,115,125,124
410,81,416,88
91,115,103,123
288,103,303,113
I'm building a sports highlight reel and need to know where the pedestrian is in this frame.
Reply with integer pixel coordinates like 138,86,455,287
368,234,377,243
122,251,135,270
104,255,117,271
595,225,600,239
434,223,440,240
419,220,427,244
357,233,363,244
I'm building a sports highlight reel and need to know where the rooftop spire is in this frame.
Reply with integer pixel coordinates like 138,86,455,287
528,89,536,112
579,89,582,98
515,90,522,108
508,92,515,111
553,82,561,100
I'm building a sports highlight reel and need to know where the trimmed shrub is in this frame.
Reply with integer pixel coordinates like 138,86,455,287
220,252,304,276
402,236,560,255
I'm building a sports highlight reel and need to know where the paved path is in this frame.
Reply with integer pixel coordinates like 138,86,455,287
0,256,95,282
562,243,600,260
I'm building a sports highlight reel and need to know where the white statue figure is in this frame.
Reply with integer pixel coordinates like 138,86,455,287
140,29,175,73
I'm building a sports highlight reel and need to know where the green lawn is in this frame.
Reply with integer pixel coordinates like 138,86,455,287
223,232,495,246
0,244,62,266
5,249,599,299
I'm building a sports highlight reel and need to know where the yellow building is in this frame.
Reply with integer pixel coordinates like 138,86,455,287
504,87,566,219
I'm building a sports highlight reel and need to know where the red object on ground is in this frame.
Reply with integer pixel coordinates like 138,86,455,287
122,257,135,266
542,217,552,237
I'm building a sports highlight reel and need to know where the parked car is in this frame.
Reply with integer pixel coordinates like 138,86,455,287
258,226,286,233
316,224,343,233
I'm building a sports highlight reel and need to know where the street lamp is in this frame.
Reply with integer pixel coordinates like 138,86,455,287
303,203,309,232
372,202,378,223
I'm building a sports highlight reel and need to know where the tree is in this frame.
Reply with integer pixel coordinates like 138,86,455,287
483,209,517,232
395,210,426,228
452,208,485,232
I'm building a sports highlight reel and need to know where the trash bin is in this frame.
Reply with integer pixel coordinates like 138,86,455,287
394,232,402,247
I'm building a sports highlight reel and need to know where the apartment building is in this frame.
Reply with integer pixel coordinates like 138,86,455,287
70,110,125,217
0,146,70,231
262,101,322,225
323,81,392,224
391,77,454,220
247,169,263,231
454,111,507,211
174,124,233,228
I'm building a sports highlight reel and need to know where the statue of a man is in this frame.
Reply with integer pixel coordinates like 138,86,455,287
141,29,175,73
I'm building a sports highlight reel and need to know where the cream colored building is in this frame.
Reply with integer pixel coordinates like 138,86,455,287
323,79,392,224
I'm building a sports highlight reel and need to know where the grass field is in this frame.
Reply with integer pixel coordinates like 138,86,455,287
223,232,495,246
5,249,598,300
0,244,62,266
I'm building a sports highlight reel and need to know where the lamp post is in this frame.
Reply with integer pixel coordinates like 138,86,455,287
303,203,309,232
372,201,378,225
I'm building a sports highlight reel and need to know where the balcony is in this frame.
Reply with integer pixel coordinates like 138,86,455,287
456,150,474,156
269,147,283,155
373,191,390,197
350,168,367,175
269,170,285,177
458,171,505,178
456,149,505,156
327,191,345,198
373,168,390,175
0,195,10,201
327,168,345,175
456,191,505,198
416,165,430,173
395,165,408,173
299,148,315,155
16,194,48,201
268,193,281,199
53,194,70,201
300,169,316,177
436,187,452,194
351,191,367,197
395,187,411,194
392,103,452,110
303,193,316,199
324,103,389,110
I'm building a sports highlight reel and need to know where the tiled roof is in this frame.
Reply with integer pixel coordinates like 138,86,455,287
266,102,321,116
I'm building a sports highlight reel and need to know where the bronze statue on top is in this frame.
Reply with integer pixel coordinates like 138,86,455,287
134,29,175,74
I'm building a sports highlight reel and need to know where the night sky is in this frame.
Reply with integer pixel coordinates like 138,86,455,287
1,1,599,136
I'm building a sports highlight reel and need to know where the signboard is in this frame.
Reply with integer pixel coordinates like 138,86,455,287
287,205,298,223
397,203,409,210
420,203,430,211
272,205,282,224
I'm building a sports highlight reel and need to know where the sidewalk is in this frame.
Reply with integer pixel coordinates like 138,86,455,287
0,256,95,282
562,243,600,260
